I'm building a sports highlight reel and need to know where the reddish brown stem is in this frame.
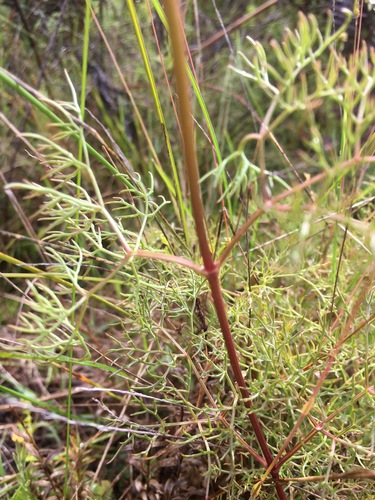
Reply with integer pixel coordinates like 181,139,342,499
164,2,285,497
207,272,286,498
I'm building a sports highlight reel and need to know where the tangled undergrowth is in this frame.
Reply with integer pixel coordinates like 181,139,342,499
1,1,375,499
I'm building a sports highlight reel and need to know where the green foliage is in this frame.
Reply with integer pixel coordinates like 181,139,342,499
0,2,374,499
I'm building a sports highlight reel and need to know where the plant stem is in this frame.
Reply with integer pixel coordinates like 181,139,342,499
164,2,285,497
164,0,213,272
208,272,286,498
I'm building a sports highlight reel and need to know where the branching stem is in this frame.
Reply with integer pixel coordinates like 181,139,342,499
164,2,285,497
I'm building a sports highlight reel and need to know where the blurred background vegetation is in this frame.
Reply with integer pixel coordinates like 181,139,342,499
1,0,374,267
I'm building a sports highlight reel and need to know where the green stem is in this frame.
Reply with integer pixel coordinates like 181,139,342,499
65,3,92,494
126,0,188,240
